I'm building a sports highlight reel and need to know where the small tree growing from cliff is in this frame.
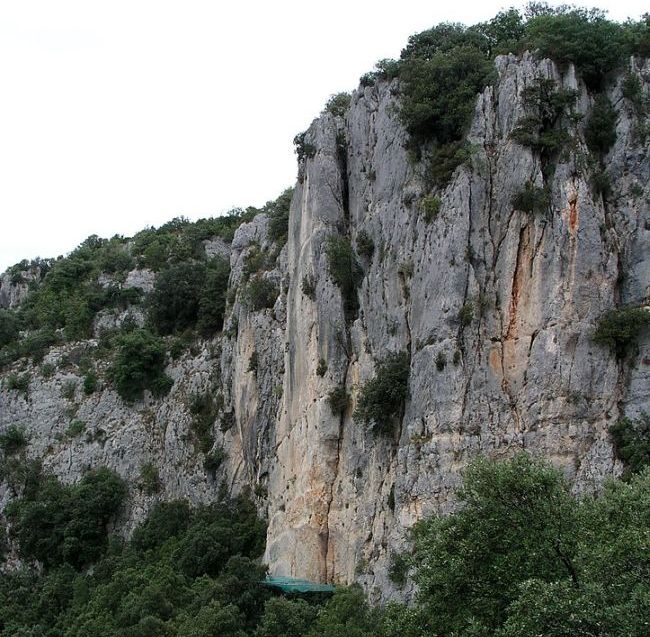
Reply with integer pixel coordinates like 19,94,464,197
593,306,650,359
328,385,349,417
326,236,363,322
354,352,410,434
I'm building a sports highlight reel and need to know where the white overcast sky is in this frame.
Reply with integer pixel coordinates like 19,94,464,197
0,0,646,271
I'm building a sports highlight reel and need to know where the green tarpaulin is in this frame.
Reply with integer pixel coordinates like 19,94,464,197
262,576,335,594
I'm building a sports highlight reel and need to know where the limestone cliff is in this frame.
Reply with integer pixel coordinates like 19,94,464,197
1,53,648,599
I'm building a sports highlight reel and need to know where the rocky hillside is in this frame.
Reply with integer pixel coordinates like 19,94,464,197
1,47,649,603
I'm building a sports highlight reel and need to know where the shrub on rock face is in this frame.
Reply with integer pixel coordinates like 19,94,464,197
609,413,650,479
5,372,31,396
512,182,550,215
147,262,204,335
189,391,217,453
326,236,363,322
0,425,29,455
244,276,279,311
593,306,650,359
324,92,351,117
266,188,293,246
585,94,617,156
524,7,630,91
139,462,161,495
197,258,231,336
203,447,227,476
148,258,230,337
301,275,316,300
420,195,441,222
110,328,172,402
356,230,375,259
510,77,577,174
327,385,349,417
0,310,20,349
354,352,410,434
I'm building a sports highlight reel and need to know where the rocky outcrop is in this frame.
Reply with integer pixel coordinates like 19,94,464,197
0,269,40,310
263,52,649,598
1,53,648,599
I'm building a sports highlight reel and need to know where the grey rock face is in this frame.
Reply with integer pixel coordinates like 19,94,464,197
0,270,40,310
263,53,649,598
1,54,648,599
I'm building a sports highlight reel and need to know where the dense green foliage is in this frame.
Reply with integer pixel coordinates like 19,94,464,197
2,9,650,634
354,6,649,188
325,236,363,322
264,188,294,246
355,231,375,259
110,328,173,402
4,371,31,396
0,191,294,368
353,352,410,434
398,31,494,151
327,386,349,417
401,455,650,637
419,195,441,222
511,181,550,214
610,412,650,479
0,310,19,348
585,94,618,156
510,76,577,175
139,462,161,495
594,306,650,359
131,212,253,271
65,420,86,439
148,263,208,335
203,447,227,476
293,132,317,162
188,391,218,453
148,258,230,336
0,477,270,637
410,454,581,633
0,425,29,455
243,244,270,280
622,71,650,142
1,454,648,636
244,276,279,312
83,372,97,395
5,464,126,570
16,236,142,343
324,93,351,118
524,6,637,91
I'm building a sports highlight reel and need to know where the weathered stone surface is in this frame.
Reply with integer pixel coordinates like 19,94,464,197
1,54,648,600
263,53,649,599
0,269,41,310
204,237,231,261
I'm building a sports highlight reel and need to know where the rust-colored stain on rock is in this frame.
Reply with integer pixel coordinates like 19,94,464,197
488,347,502,377
568,190,579,233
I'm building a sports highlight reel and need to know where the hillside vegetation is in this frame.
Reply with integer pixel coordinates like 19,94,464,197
0,189,292,401
0,454,648,636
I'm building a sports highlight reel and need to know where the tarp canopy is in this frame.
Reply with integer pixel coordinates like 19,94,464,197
262,576,335,594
